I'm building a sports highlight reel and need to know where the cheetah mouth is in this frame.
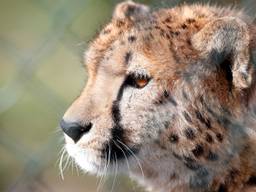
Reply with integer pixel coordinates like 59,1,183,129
65,139,140,174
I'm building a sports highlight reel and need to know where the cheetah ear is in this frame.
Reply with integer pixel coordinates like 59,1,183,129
192,17,254,89
113,1,150,22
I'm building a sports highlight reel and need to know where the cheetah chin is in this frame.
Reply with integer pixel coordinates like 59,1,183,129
60,1,256,191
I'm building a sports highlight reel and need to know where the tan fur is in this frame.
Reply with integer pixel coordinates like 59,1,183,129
62,1,256,192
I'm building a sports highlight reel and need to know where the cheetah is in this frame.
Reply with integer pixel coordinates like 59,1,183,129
60,1,256,191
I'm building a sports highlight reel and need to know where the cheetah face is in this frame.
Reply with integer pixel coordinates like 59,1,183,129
60,2,177,175
61,37,175,174
60,1,254,179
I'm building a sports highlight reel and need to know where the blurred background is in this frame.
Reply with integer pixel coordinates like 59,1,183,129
0,0,255,191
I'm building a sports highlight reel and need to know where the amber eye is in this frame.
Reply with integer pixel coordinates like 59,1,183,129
135,78,149,88
125,74,151,89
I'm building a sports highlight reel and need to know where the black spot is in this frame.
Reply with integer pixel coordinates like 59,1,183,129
194,24,200,29
169,134,179,143
184,128,195,140
205,119,212,129
128,35,136,42
207,151,219,161
165,33,171,39
183,156,201,170
218,184,227,192
116,20,125,28
154,91,170,105
195,110,212,128
195,110,204,122
181,24,187,29
183,111,192,123
199,96,204,104
148,33,154,39
166,25,172,30
124,51,132,64
164,18,171,23
170,31,180,36
160,90,176,105
206,133,214,143
187,18,196,24
187,39,192,46
164,90,170,98
216,133,223,142
174,31,180,35
192,144,204,157
160,29,165,37
154,98,164,105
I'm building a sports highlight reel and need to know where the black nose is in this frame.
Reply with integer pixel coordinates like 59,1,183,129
60,119,92,143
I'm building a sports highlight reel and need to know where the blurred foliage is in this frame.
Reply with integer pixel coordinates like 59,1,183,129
0,0,255,192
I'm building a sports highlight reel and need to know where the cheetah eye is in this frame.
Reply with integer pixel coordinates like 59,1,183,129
125,73,151,89
135,78,150,88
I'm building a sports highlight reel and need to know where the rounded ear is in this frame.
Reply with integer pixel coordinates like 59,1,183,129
192,17,254,89
113,1,150,22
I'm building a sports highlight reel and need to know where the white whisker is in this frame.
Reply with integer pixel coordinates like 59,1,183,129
59,148,67,180
110,153,118,192
116,139,145,180
75,160,80,176
97,147,107,192
113,140,132,175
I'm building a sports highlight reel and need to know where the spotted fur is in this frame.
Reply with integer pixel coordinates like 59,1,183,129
62,1,256,192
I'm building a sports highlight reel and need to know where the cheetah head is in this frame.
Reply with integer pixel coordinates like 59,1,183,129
60,1,256,188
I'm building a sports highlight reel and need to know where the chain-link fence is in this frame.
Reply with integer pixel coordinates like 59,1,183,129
0,0,255,192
